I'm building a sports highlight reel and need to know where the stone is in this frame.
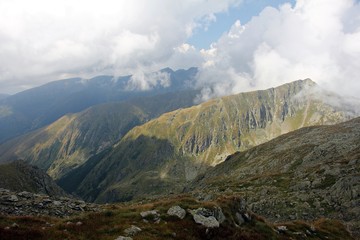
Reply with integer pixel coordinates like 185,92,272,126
17,191,32,199
167,206,186,219
124,225,142,236
277,225,287,232
53,201,62,206
213,207,226,224
11,223,19,228
140,210,159,218
188,207,226,228
236,212,245,225
7,195,18,202
115,236,133,240
193,214,219,228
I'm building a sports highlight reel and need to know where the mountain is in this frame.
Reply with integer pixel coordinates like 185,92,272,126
61,79,356,202
0,67,197,143
190,117,360,237
0,90,199,179
0,160,67,197
0,94,9,100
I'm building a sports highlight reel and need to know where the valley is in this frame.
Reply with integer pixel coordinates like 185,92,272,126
0,77,359,239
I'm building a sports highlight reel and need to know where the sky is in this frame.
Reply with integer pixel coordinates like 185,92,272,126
0,0,359,99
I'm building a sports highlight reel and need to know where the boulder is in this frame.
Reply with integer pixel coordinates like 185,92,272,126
189,208,221,228
124,225,142,236
193,214,219,228
115,236,133,240
167,205,186,219
140,210,159,218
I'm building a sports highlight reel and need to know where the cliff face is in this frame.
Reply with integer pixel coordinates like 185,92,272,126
0,161,67,197
66,79,356,203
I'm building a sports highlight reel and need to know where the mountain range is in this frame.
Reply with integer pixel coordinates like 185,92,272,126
0,68,197,143
0,94,9,100
57,79,355,203
0,69,359,239
0,90,199,179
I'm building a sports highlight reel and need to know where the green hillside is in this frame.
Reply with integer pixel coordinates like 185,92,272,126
0,90,198,179
67,79,354,202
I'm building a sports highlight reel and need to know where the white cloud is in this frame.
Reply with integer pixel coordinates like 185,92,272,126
196,0,360,100
0,0,240,93
126,70,171,91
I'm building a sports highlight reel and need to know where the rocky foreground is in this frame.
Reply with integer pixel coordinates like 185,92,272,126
0,191,355,240
0,188,100,217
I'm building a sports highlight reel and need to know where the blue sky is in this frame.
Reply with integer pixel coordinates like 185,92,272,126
189,0,296,49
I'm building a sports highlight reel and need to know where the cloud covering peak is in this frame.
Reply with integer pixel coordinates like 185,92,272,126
0,0,240,93
196,0,360,100
0,0,359,99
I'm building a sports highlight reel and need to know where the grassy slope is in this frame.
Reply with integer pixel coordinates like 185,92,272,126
0,90,199,179
74,80,353,202
0,161,67,197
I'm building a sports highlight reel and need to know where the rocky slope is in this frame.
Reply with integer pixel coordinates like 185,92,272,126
190,117,360,237
63,79,356,202
0,67,197,143
0,188,100,217
0,161,67,197
0,194,354,240
0,90,198,179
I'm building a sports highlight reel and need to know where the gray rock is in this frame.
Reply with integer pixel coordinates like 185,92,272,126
213,207,226,224
17,191,32,199
193,214,219,228
115,236,133,240
124,225,142,236
167,205,186,219
277,225,287,232
7,195,18,202
140,210,159,218
53,201,62,206
236,212,245,225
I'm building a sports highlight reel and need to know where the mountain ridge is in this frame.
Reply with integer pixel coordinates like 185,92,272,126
0,90,200,179
60,79,357,203
0,160,68,197
0,67,198,143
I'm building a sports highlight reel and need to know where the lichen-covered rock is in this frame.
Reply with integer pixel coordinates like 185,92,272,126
193,214,219,228
124,225,141,236
167,205,186,219
0,188,101,217
189,207,223,228
115,236,132,240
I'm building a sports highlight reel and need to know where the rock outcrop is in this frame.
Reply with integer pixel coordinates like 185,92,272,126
0,188,100,217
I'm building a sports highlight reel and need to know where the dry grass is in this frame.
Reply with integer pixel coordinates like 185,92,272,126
0,195,355,240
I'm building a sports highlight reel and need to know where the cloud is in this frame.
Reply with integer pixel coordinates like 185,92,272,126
196,0,360,100
0,0,240,93
126,70,171,91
